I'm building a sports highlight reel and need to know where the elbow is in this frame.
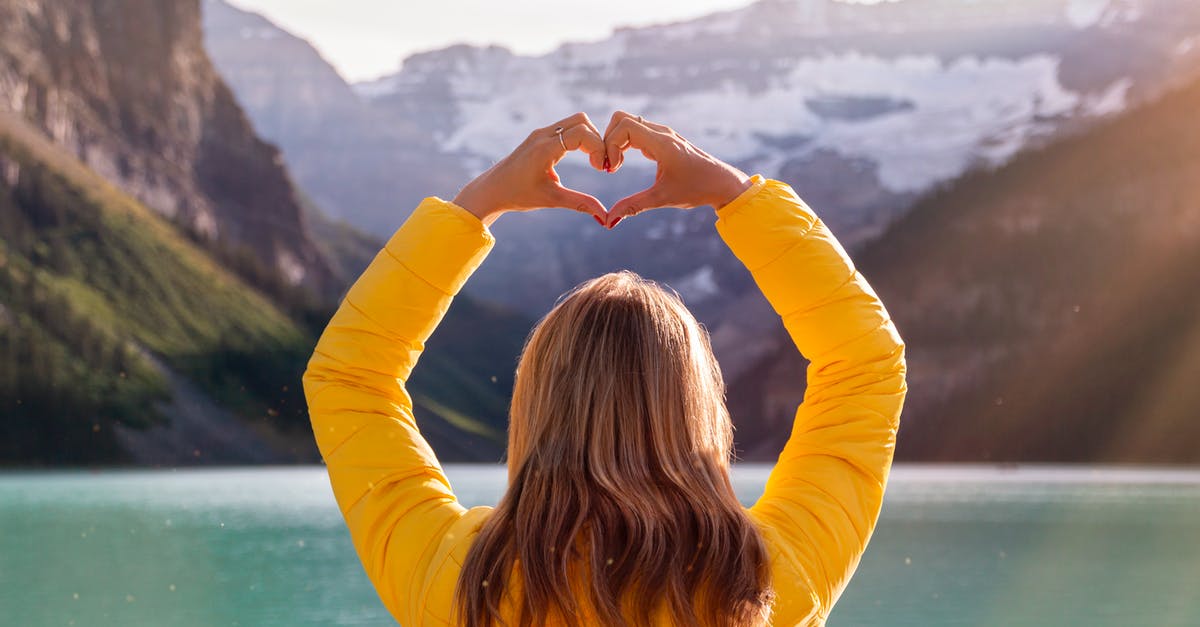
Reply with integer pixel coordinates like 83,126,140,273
300,354,320,396
890,336,909,425
301,359,320,392
886,315,907,376
301,355,330,425
880,322,908,419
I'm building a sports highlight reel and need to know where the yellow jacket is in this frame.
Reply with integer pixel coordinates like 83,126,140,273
303,176,908,626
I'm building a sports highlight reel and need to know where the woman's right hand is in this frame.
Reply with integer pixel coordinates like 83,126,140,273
452,112,609,227
601,111,753,228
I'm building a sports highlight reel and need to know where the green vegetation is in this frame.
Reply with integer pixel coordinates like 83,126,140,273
408,294,531,461
0,114,534,465
0,116,312,464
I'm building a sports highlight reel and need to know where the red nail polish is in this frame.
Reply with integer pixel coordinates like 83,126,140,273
609,216,622,229
593,215,605,227
603,155,611,172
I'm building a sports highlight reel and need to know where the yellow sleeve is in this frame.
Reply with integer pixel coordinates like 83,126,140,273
715,177,908,622
302,198,495,625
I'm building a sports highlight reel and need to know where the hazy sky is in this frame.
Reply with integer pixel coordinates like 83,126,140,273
226,0,759,82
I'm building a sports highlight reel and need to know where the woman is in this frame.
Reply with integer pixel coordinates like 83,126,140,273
303,111,907,626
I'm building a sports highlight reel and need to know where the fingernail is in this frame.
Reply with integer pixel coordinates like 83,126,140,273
593,215,605,227
603,155,611,172
609,216,622,229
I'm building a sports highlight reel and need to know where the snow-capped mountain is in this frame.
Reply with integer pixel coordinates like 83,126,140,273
361,0,1197,230
349,0,1200,324
205,0,1200,383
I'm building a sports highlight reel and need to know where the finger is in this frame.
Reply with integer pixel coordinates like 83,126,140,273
547,184,607,223
633,115,674,135
580,114,603,138
579,117,608,171
541,111,592,136
556,124,606,170
603,117,669,173
603,110,672,138
608,186,667,228
603,110,637,137
602,110,633,171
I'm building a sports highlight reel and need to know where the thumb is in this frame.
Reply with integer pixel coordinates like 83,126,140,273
608,186,665,228
548,184,607,224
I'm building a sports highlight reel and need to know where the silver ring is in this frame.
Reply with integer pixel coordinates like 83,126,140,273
554,126,566,150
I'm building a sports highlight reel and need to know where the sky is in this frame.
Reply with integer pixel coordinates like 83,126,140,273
226,0,758,82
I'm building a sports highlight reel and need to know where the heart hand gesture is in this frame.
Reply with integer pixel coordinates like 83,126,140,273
453,111,752,228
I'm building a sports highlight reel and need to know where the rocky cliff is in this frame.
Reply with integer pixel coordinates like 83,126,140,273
0,0,335,294
0,0,538,465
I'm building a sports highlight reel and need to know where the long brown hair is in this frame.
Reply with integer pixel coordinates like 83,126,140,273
456,271,774,626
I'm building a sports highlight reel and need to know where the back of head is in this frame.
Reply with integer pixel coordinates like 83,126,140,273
457,271,773,627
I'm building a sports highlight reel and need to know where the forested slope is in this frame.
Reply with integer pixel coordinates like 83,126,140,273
0,113,312,464
0,112,532,465
731,76,1200,463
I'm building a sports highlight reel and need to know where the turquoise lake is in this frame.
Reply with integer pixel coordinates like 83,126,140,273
2,465,1198,626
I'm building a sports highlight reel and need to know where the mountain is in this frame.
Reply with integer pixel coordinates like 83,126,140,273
731,73,1200,463
0,111,529,465
0,0,533,465
201,0,468,232
0,0,335,296
204,0,1200,391
0,110,318,464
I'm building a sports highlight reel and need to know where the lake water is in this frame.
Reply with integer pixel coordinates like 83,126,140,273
2,465,1198,626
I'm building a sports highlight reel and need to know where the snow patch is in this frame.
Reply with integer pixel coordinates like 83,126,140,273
1066,0,1110,29
660,53,1080,192
406,47,1098,197
1178,36,1200,56
672,265,720,302
1066,0,1144,29
1084,78,1133,116
276,250,306,286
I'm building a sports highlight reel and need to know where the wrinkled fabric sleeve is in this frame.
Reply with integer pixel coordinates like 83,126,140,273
715,177,907,621
302,198,494,625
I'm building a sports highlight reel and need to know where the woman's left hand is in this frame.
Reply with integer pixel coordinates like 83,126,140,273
453,113,609,226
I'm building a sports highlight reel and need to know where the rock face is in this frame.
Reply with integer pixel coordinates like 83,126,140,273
0,0,334,293
202,0,467,231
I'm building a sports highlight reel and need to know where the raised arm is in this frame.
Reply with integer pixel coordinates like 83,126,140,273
717,178,907,621
601,112,907,623
302,199,495,623
302,113,608,625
